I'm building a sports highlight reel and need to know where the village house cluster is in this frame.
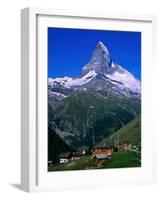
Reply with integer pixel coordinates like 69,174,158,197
48,141,139,168
59,149,86,164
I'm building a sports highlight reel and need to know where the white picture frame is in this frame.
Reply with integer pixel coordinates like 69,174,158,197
21,7,157,192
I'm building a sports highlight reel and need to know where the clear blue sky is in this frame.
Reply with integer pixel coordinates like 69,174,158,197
48,27,141,80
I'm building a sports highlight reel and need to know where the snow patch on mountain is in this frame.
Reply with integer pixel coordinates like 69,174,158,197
105,66,140,93
49,90,67,98
48,70,97,88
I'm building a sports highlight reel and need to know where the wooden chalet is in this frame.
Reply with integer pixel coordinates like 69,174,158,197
92,145,112,160
71,151,81,161
59,152,71,164
121,143,132,150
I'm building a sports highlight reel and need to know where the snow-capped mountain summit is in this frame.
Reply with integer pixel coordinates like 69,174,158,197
48,41,141,105
81,41,112,76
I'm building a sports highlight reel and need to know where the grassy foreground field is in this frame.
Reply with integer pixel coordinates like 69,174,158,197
100,116,141,146
48,150,141,172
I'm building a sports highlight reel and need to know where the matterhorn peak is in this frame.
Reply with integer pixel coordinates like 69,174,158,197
81,41,113,76
97,41,109,54
49,40,141,101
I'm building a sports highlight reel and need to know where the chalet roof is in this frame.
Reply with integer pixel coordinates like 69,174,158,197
59,152,71,158
93,149,111,156
95,154,108,159
94,144,113,149
73,151,81,157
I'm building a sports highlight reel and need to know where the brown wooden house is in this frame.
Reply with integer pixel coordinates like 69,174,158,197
92,146,112,160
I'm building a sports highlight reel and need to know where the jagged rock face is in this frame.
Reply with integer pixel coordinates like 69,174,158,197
81,41,113,75
48,41,141,149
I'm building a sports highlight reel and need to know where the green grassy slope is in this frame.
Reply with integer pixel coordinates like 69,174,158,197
100,116,141,146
